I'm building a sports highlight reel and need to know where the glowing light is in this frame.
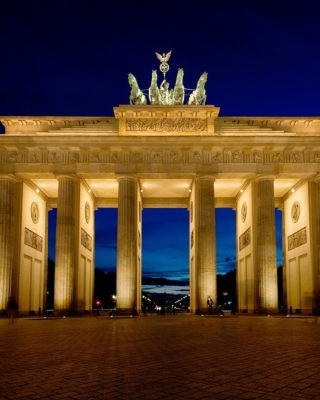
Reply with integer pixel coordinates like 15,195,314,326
291,188,295,193
88,188,91,193
240,189,244,193
35,188,39,193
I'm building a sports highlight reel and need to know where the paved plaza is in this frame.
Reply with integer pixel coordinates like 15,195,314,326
0,313,319,400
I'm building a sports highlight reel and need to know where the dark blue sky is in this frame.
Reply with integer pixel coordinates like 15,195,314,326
2,1,317,287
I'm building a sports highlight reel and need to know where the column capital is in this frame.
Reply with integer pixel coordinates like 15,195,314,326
254,174,276,183
0,174,17,183
313,174,320,183
55,174,78,182
195,174,216,183
117,175,138,183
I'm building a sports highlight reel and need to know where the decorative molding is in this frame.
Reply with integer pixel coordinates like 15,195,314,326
81,228,92,251
24,227,43,252
288,227,307,250
125,118,207,132
239,227,251,251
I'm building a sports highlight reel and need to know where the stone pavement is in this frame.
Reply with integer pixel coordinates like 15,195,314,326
0,313,319,400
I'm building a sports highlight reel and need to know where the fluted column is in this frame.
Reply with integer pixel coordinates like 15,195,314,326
315,177,320,303
195,176,216,312
256,176,278,311
116,176,138,314
54,176,77,313
0,176,16,313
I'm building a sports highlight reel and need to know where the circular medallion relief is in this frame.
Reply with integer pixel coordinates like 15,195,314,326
31,202,40,224
241,201,247,223
291,201,300,223
85,202,90,224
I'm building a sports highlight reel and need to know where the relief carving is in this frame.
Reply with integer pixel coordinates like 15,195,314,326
151,152,162,163
272,152,282,162
70,153,79,163
232,152,242,162
131,152,142,162
29,153,39,162
31,202,40,224
50,152,60,162
313,153,320,162
239,227,251,251
241,202,247,223
81,228,92,251
252,152,262,162
111,152,121,162
191,230,194,248
288,227,307,250
170,152,181,162
90,151,101,162
212,152,222,162
291,201,300,223
24,227,43,252
125,118,207,132
291,152,302,163
85,202,90,224
193,151,202,162
8,152,19,162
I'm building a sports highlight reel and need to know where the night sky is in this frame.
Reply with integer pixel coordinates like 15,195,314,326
2,1,318,292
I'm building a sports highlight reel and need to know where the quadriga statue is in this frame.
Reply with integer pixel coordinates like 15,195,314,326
128,73,147,105
188,72,207,105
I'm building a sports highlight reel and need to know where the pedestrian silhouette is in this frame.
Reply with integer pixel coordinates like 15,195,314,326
7,296,18,323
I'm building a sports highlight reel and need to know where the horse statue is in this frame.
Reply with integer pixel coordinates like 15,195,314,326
172,68,185,105
128,73,147,105
188,72,208,105
148,70,161,105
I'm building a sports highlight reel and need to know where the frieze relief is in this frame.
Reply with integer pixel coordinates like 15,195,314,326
49,151,61,162
212,152,222,162
170,152,182,162
28,152,40,163
288,227,307,251
89,151,101,162
313,152,320,162
0,148,318,166
131,152,142,162
69,153,80,163
24,227,43,252
193,151,203,162
239,227,251,251
151,152,163,163
81,228,92,251
125,118,207,132
8,152,19,163
252,152,263,162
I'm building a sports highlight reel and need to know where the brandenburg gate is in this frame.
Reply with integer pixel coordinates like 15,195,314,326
1,55,320,316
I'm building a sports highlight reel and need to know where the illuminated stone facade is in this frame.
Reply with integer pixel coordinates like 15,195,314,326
1,105,320,315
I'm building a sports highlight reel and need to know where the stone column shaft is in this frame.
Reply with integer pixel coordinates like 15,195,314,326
256,177,278,311
316,179,320,296
195,177,216,311
116,177,138,313
0,177,16,312
54,177,77,312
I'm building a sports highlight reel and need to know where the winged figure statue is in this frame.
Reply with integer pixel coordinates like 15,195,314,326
155,50,172,63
